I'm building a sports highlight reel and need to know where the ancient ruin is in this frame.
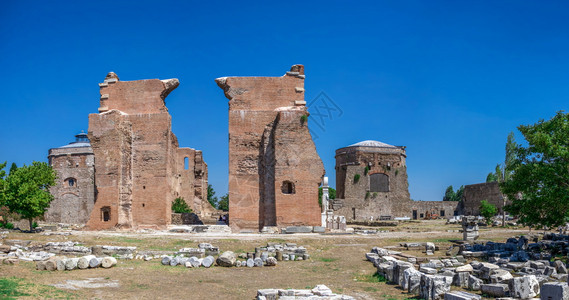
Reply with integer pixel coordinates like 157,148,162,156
46,73,216,229
332,140,459,221
461,182,508,216
216,65,325,232
46,132,95,224
85,72,215,229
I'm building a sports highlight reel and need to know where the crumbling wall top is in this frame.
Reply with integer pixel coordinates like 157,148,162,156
97,72,179,115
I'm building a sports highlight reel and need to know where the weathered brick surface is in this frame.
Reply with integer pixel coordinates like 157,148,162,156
333,142,459,220
216,65,324,232
86,72,213,230
462,182,507,216
46,137,95,224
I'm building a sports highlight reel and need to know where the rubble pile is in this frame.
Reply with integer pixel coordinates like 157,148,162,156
256,285,354,300
367,238,569,299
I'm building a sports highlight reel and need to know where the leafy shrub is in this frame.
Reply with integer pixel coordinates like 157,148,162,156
353,174,360,183
32,222,38,229
364,166,369,176
172,197,193,214
300,115,308,124
0,222,14,229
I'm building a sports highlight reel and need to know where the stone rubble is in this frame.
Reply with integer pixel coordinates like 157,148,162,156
34,255,117,271
367,238,569,300
256,284,354,300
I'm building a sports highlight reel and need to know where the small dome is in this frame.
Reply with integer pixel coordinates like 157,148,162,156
56,131,91,148
348,140,397,148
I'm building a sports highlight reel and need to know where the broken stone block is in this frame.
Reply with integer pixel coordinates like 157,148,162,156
311,285,333,296
444,291,481,300
402,268,421,292
257,289,278,300
540,282,569,300
394,261,415,286
420,266,437,274
489,268,514,283
453,272,470,288
480,283,509,298
530,261,546,269
455,264,474,273
216,251,236,267
467,275,483,291
509,275,539,299
544,266,557,276
480,262,500,280
420,274,451,300
553,260,568,274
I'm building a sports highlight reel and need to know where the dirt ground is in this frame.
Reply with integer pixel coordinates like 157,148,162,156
0,220,535,299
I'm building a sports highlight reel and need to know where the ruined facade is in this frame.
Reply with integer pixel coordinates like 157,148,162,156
216,65,325,232
333,140,460,221
461,182,507,216
46,132,95,224
45,72,216,230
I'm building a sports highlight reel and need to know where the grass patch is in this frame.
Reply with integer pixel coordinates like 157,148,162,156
316,257,338,262
0,276,78,299
355,272,385,283
0,277,29,299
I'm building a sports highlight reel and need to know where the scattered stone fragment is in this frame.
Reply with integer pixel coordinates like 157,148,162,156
254,257,263,267
540,282,569,300
265,257,277,266
101,257,117,268
246,258,255,268
216,251,236,267
202,256,214,268
508,275,539,299
444,291,481,300
480,283,509,298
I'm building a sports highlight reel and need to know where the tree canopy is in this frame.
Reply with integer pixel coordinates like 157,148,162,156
442,185,463,201
502,111,569,229
172,197,192,214
318,187,336,207
479,200,498,225
1,161,56,230
487,132,517,183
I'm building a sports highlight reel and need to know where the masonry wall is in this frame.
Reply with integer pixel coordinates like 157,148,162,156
462,182,506,216
86,73,214,230
216,65,324,232
334,146,411,221
332,144,461,220
46,147,95,224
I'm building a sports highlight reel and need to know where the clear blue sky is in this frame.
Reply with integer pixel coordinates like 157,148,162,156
1,1,568,201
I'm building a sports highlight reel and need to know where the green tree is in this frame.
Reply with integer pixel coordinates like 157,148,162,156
318,187,336,207
9,163,17,175
502,111,569,229
2,162,56,231
443,185,463,201
486,172,498,182
218,193,229,211
487,132,518,183
479,200,498,225
207,184,218,208
172,197,193,213
443,185,455,201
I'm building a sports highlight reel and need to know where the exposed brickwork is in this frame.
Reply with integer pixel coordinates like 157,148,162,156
333,141,460,220
46,135,95,224
85,73,214,230
216,65,324,232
